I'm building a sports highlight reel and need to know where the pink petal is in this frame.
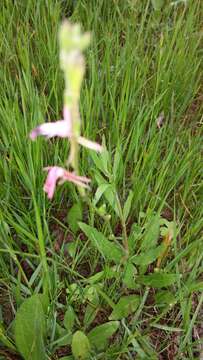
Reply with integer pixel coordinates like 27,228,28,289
77,136,103,152
43,166,91,199
43,167,65,199
30,120,71,140
64,172,91,189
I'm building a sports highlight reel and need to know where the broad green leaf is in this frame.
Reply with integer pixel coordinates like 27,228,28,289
131,244,165,266
67,203,82,233
136,273,178,288
141,215,160,251
71,331,90,360
123,262,137,289
151,0,164,10
123,190,133,221
64,306,75,331
109,295,140,320
155,290,176,306
79,223,124,263
14,294,46,360
88,321,119,350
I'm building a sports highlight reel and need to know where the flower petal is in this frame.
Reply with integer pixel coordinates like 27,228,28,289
30,120,71,140
43,166,91,199
64,171,91,188
77,136,103,152
43,166,65,199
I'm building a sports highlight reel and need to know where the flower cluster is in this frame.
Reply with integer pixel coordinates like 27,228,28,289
30,21,102,199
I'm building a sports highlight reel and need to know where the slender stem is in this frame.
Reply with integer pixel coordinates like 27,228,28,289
116,192,129,258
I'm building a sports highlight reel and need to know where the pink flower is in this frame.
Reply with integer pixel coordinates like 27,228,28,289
43,166,91,199
30,106,72,140
30,106,103,152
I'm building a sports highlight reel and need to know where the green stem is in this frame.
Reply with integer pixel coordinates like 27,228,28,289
115,192,129,258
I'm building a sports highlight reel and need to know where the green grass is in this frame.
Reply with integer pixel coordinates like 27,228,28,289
0,0,202,359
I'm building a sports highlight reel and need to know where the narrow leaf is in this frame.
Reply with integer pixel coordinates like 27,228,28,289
123,190,133,221
79,223,124,263
109,295,140,320
67,203,82,233
136,273,178,288
88,321,119,350
131,244,165,266
141,215,160,251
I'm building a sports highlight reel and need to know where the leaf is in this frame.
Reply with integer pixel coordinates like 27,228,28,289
113,146,124,182
155,290,176,307
123,190,133,221
88,321,119,350
67,203,82,233
94,174,120,216
14,294,46,360
0,324,16,350
79,223,124,263
53,332,72,347
83,304,98,328
94,184,111,206
90,149,110,176
64,306,75,331
131,244,165,266
109,295,140,320
71,331,90,360
151,0,164,10
136,273,178,288
141,215,160,251
123,262,137,289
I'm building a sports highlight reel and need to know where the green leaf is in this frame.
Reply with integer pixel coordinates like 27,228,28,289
88,321,119,351
141,215,160,251
94,174,120,216
155,290,176,306
136,273,178,288
123,262,137,289
64,306,75,331
113,146,123,182
94,184,111,206
84,304,98,328
53,332,72,347
131,244,165,266
0,324,16,351
151,0,164,10
14,294,46,360
79,223,124,263
109,295,140,320
123,190,133,221
67,203,82,233
90,149,110,176
71,331,90,360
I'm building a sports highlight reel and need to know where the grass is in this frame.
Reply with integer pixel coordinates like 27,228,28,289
0,0,202,359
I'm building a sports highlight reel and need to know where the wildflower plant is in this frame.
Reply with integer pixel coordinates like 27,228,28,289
30,21,102,199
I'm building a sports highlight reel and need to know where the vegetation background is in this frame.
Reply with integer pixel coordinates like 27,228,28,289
0,0,202,359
